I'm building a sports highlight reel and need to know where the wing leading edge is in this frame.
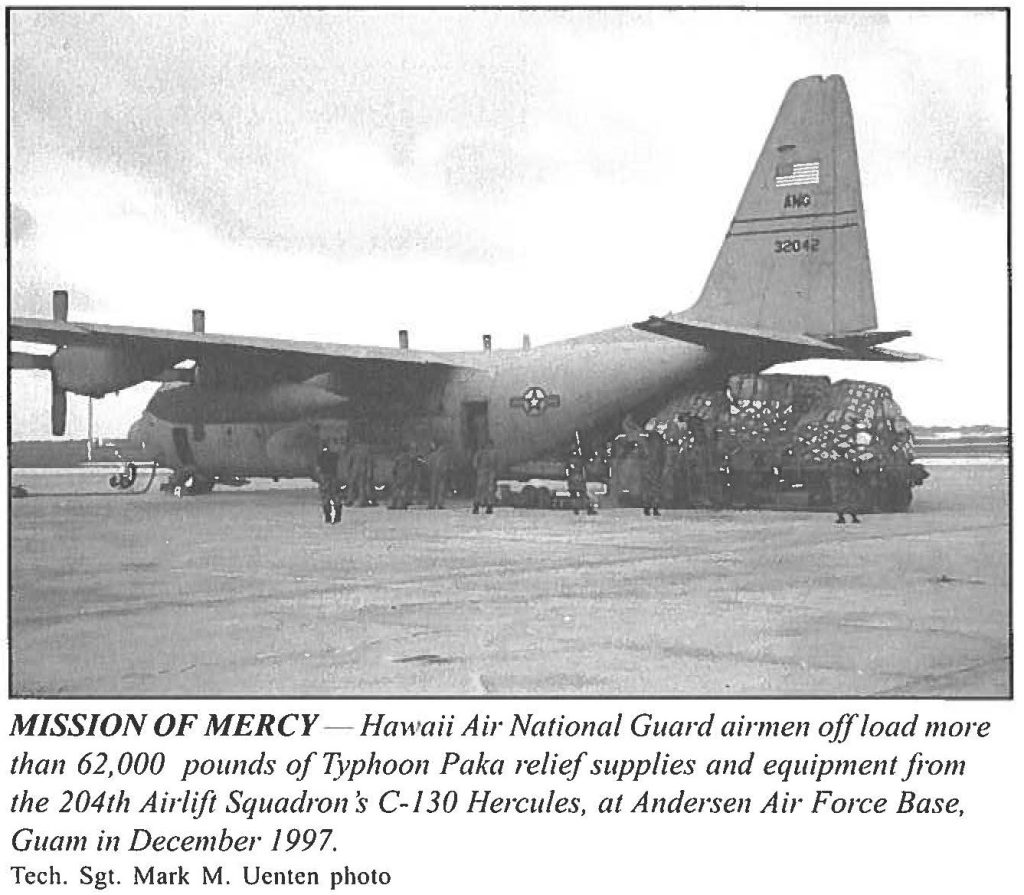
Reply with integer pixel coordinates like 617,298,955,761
9,317,472,370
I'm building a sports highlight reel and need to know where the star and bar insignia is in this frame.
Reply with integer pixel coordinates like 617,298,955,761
509,385,561,416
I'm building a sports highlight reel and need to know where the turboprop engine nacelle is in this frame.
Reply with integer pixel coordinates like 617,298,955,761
52,345,179,397
146,381,349,424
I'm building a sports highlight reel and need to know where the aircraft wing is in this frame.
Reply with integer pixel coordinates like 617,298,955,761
11,316,476,436
9,315,479,395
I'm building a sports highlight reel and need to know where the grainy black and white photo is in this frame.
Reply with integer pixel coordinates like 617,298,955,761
8,8,1009,697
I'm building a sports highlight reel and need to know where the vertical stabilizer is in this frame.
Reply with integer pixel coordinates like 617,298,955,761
683,75,876,337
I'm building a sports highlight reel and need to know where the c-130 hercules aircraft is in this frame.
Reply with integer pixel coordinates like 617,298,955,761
10,75,922,493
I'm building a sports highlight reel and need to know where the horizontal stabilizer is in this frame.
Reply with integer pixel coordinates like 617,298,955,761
843,346,931,362
635,316,926,363
822,329,913,349
634,315,848,360
820,329,926,361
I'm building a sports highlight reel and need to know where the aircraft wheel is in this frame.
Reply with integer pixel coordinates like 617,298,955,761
189,475,215,495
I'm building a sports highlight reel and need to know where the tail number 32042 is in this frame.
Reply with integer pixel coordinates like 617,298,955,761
774,237,820,254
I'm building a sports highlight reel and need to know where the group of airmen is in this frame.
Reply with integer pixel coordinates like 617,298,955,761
620,416,778,517
314,435,497,524
312,415,922,524
314,437,455,523
620,413,921,523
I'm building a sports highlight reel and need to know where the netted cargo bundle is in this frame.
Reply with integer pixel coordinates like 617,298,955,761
727,373,831,413
792,379,915,465
658,391,730,425
609,373,926,512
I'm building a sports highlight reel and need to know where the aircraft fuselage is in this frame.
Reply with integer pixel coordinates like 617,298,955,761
129,327,734,482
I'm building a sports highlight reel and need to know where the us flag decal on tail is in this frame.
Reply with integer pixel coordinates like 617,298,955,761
775,160,820,187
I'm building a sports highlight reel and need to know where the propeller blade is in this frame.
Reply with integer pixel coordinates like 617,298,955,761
51,373,67,437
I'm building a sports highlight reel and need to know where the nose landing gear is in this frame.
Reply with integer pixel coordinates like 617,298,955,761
108,461,158,493
109,462,137,490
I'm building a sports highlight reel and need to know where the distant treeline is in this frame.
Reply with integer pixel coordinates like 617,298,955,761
10,440,88,467
10,440,127,467
915,425,1007,437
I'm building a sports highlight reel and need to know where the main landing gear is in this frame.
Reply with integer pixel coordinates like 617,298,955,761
160,468,215,497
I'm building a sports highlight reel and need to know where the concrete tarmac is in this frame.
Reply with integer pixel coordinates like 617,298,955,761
9,465,1009,697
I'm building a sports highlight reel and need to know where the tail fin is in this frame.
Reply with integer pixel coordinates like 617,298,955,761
683,74,876,337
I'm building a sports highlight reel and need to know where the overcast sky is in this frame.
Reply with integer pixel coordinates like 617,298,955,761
7,8,1007,438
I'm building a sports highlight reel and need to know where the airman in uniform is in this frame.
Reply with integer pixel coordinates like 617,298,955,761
413,444,429,502
695,418,721,507
426,439,451,509
713,432,736,508
639,425,666,517
828,453,862,524
727,441,750,507
334,434,352,504
315,442,343,524
676,437,694,508
389,444,415,510
731,440,767,508
566,446,597,516
857,452,884,512
660,417,686,508
750,442,771,507
684,415,709,507
347,439,374,506
472,439,499,514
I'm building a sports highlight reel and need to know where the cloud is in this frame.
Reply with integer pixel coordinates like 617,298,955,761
10,203,36,241
791,11,1006,210
7,9,1008,436
9,10,560,261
